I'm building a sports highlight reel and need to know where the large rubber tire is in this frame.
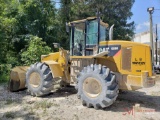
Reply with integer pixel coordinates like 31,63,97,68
76,64,119,109
26,62,53,96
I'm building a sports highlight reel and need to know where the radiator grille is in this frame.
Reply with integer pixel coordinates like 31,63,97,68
122,47,132,71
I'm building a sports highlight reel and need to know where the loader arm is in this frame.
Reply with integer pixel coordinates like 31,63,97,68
41,48,70,83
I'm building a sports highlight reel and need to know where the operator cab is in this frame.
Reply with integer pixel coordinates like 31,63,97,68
68,17,110,56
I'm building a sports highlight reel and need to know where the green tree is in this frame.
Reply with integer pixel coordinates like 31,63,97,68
21,36,51,65
0,0,57,64
59,0,135,41
0,0,56,82
89,0,135,40
0,0,19,63
20,0,57,44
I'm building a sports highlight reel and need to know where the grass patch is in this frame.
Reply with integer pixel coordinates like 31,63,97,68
5,99,13,105
53,103,60,107
4,112,15,119
34,100,59,113
34,100,53,110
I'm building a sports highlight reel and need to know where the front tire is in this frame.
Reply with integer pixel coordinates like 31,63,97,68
77,64,119,109
26,62,53,96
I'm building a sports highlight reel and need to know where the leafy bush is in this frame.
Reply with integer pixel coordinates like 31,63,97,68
6,51,19,66
0,64,12,83
21,36,51,65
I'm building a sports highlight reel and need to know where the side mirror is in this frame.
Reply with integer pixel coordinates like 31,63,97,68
53,43,60,48
66,22,69,33
109,24,114,40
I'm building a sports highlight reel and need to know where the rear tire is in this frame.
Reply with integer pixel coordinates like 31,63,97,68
77,64,118,109
26,62,53,96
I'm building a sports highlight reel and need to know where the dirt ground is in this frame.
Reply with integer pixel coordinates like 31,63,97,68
0,79,160,120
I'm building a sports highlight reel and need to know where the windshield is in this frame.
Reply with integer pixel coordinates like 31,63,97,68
70,22,85,56
86,20,98,45
100,25,109,41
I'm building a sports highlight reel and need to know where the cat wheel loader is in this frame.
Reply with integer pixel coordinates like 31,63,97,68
9,17,156,109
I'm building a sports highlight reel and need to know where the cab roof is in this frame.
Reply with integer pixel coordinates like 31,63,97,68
69,17,109,28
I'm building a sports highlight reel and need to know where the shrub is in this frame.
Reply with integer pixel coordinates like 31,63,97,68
21,36,51,65
0,64,12,83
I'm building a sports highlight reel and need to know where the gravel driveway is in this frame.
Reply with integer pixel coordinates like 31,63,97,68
0,80,160,120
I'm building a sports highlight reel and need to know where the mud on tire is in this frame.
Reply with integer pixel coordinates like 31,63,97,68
26,62,53,96
76,64,119,109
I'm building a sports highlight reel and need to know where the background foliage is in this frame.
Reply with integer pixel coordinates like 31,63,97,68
21,36,51,65
0,0,135,82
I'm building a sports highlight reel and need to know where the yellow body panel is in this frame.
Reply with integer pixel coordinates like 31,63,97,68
127,75,142,86
41,52,59,63
99,40,152,77
97,40,154,90
41,49,70,83
41,50,68,70
44,61,63,77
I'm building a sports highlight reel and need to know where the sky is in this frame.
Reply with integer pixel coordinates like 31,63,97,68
130,0,160,37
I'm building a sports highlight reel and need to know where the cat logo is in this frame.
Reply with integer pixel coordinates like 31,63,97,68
99,47,109,53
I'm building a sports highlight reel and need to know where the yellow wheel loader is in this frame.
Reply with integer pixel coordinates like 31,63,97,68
9,17,156,109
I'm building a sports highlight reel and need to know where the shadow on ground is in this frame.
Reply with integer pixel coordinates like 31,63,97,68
45,85,77,98
103,90,160,113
